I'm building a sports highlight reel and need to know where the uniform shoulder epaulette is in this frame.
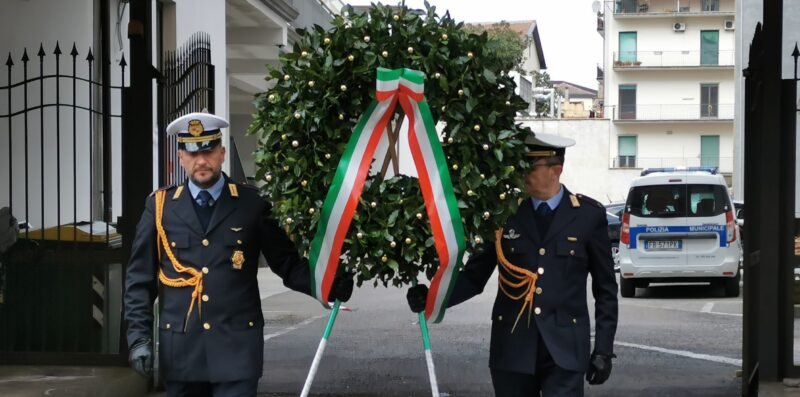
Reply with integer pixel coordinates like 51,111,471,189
575,193,604,209
149,184,177,197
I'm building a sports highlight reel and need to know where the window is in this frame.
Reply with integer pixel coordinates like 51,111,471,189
618,136,637,168
701,84,719,118
616,0,638,13
619,32,637,62
627,184,729,218
702,0,720,11
619,85,636,120
701,135,720,167
701,30,720,65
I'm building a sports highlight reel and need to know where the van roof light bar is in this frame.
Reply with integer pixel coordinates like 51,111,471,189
640,166,719,176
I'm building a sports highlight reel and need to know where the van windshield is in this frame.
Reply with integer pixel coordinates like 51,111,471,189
626,184,730,218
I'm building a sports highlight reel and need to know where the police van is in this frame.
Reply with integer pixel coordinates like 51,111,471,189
617,167,741,298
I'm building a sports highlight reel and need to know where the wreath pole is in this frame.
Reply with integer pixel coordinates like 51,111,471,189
300,300,341,397
414,280,440,397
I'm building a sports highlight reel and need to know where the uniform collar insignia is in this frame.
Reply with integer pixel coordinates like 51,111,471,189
503,229,520,240
230,227,243,232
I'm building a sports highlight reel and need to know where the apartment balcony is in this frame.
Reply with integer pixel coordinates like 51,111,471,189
610,104,734,123
613,0,735,18
613,50,734,70
611,156,733,173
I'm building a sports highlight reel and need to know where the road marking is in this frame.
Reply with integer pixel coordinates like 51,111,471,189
620,301,742,317
615,340,742,366
264,314,327,342
701,302,714,313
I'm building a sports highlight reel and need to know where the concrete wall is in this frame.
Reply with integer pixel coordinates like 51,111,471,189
518,118,638,203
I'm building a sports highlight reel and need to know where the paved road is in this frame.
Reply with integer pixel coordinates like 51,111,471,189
252,273,743,396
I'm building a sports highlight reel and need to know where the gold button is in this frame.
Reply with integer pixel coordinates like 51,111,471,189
537,267,544,275
237,239,242,245
534,307,542,315
536,287,543,295
202,239,209,247
170,241,176,248
497,315,503,321
202,267,209,274
539,248,546,256
202,295,209,302
165,323,171,329
248,321,254,327
203,322,211,330
570,250,575,256
572,318,577,324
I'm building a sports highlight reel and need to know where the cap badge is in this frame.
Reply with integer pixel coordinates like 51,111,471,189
188,120,205,137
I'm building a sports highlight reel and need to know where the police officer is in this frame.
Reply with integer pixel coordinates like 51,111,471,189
124,112,353,397
407,132,618,396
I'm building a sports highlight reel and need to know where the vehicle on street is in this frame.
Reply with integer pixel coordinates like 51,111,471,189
617,167,742,298
606,211,621,271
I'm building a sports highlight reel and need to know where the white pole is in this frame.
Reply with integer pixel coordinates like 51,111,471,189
300,300,341,397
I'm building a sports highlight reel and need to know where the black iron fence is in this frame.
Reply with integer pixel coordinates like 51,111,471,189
0,41,127,358
158,32,215,186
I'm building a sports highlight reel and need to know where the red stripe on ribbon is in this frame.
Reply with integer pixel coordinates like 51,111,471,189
320,96,399,301
398,95,450,319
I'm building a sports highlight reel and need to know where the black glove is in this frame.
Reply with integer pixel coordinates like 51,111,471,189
128,338,153,378
406,284,428,313
586,352,615,385
329,275,354,302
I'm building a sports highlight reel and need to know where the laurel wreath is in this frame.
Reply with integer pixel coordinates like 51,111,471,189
250,2,531,287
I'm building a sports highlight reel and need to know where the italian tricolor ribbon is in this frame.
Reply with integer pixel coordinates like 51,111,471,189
308,68,466,323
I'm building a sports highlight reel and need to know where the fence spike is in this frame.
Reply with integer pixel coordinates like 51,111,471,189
37,43,45,58
70,43,79,57
54,41,62,56
5,53,13,67
86,47,94,62
21,48,29,63
119,54,127,67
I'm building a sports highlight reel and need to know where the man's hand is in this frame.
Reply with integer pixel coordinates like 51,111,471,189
586,352,615,385
329,275,354,302
406,284,428,313
128,338,153,378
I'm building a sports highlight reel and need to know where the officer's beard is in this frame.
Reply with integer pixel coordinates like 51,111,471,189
190,169,222,189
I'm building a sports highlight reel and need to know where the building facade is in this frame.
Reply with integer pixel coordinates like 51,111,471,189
600,0,737,187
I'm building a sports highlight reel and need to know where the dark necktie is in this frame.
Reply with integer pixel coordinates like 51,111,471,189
195,190,214,231
536,202,552,217
197,190,214,208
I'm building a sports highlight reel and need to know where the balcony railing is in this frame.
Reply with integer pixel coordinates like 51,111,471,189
614,0,735,15
611,104,734,121
611,156,733,172
613,50,734,68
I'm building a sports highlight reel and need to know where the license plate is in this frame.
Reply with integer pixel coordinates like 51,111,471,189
645,240,682,251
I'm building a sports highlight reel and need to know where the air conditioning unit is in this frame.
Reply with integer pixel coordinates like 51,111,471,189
724,20,735,30
673,22,687,32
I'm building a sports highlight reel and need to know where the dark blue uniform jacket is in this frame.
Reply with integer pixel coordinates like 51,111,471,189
124,177,311,382
448,187,618,375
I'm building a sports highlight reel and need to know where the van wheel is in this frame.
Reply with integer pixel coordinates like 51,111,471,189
724,272,741,297
620,277,636,298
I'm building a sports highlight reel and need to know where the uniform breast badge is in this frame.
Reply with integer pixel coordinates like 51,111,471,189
502,229,520,240
231,250,245,270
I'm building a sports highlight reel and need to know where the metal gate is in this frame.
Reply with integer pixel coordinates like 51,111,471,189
0,41,127,364
157,32,215,186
